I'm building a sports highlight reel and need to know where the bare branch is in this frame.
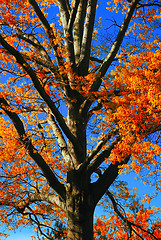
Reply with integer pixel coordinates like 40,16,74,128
21,192,66,212
138,1,161,8
87,101,103,116
57,0,70,24
12,33,62,79
27,0,83,100
19,51,58,75
27,209,56,240
12,25,52,62
77,131,119,174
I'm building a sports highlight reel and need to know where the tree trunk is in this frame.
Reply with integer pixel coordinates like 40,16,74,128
67,206,94,240
66,171,94,240
65,102,95,239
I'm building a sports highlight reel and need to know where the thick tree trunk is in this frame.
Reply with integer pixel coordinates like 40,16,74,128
67,205,94,240
65,103,95,239
66,171,94,240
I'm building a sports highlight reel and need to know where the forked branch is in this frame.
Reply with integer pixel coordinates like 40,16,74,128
91,155,131,205
87,136,121,175
87,130,119,162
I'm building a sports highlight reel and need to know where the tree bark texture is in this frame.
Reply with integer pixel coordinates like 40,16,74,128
66,170,94,240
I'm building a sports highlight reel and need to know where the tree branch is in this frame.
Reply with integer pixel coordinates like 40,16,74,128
67,0,80,33
47,114,72,168
73,0,88,64
107,190,158,240
87,100,103,117
87,136,121,175
0,34,78,147
77,132,119,174
91,155,131,206
20,192,67,213
19,51,59,76
90,56,103,63
138,1,161,8
28,0,64,68
87,130,119,163
12,24,53,63
57,0,70,23
57,0,76,65
28,0,83,101
85,0,140,99
26,209,56,240
0,97,66,201
77,0,98,75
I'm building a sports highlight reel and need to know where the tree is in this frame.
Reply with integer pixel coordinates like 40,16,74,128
0,0,161,239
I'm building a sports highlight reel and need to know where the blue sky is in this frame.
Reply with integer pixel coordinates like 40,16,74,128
2,231,35,240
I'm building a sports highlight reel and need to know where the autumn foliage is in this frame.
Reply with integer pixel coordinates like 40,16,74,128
0,0,161,239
